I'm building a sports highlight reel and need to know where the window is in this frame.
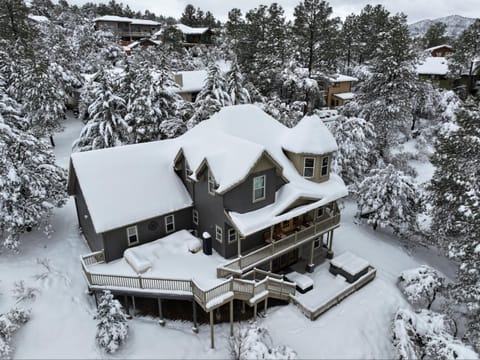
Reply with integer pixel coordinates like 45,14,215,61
165,214,175,233
192,209,199,225
314,238,321,249
303,157,315,178
321,156,329,176
253,175,266,202
282,220,290,229
228,228,237,243
316,207,324,218
208,170,216,195
185,161,192,180
215,225,223,242
126,226,139,246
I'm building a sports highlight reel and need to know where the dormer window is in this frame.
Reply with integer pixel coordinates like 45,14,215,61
303,157,315,178
321,156,329,176
185,160,192,180
253,175,266,202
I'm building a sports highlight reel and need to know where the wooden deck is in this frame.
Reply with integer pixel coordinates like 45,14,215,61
217,214,341,277
81,252,296,312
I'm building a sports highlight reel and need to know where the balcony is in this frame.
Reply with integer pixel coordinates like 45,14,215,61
217,213,340,277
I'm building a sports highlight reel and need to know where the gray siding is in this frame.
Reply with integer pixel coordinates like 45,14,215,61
193,168,229,257
223,169,279,214
74,182,104,251
102,207,193,262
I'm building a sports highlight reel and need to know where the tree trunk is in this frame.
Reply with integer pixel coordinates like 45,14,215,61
50,135,55,147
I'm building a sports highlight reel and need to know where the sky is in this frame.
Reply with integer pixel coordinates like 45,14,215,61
69,0,480,23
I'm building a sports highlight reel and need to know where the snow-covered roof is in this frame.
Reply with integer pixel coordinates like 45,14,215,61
333,92,355,101
94,15,160,26
174,70,207,93
282,114,338,155
70,105,347,235
28,14,50,23
416,57,449,75
174,24,210,35
70,141,193,233
327,74,358,83
425,44,453,52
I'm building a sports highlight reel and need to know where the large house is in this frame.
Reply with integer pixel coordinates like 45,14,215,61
94,15,161,41
68,105,371,347
416,56,451,89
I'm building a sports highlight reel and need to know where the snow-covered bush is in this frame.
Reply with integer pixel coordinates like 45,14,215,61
0,308,30,358
355,164,423,236
95,290,128,354
398,266,444,309
229,323,296,360
392,309,478,360
12,281,38,303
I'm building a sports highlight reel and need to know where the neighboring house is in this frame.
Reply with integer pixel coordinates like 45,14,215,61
324,74,358,109
173,70,207,102
426,44,454,57
69,105,362,347
416,56,451,89
155,24,213,46
122,38,161,55
94,15,161,41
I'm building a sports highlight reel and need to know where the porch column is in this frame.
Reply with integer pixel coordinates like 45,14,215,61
210,311,215,349
192,301,198,333
306,240,315,273
131,296,136,315
158,298,165,326
229,300,234,337
327,231,334,259
124,295,130,316
264,297,268,316
253,303,257,321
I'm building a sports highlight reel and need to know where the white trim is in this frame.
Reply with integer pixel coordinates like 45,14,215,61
321,156,329,176
215,225,223,242
208,170,216,195
303,157,315,178
165,214,175,233
252,174,266,203
227,228,237,243
185,160,192,181
126,225,139,246
192,209,199,225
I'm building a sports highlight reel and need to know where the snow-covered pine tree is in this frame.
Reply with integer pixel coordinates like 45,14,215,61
188,62,230,128
348,14,419,157
226,59,251,105
329,115,376,188
0,308,30,358
0,115,68,249
73,69,128,151
398,266,445,309
95,290,128,354
429,99,480,351
356,164,423,236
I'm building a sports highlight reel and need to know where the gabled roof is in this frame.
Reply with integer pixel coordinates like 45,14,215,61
94,15,160,26
425,44,453,52
327,74,358,83
69,105,347,234
416,56,449,75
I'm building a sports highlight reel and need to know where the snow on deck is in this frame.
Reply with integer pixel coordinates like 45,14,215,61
89,230,225,289
330,251,370,276
333,92,355,101
416,57,449,75
174,70,207,93
285,271,313,290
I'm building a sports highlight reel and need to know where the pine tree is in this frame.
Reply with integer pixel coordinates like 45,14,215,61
73,69,128,151
95,291,128,354
348,14,419,156
356,164,423,236
429,100,480,351
421,22,450,49
188,62,230,128
226,8,244,53
0,0,34,52
329,115,376,188
292,0,340,76
226,59,251,105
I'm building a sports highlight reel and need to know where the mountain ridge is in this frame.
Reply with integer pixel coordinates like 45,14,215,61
408,15,476,38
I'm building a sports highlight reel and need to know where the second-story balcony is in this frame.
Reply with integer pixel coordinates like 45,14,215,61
218,209,340,277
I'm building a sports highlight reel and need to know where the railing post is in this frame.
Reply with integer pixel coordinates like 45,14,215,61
139,276,143,289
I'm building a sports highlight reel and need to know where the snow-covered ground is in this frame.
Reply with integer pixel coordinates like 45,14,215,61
0,114,459,358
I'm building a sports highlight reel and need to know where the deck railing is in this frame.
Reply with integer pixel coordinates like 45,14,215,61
81,251,296,312
217,214,341,277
